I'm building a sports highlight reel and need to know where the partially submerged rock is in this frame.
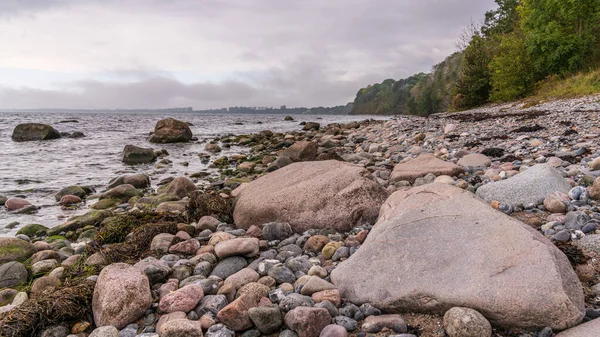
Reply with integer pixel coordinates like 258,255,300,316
11,123,61,142
149,118,193,143
233,160,388,233
122,145,157,165
331,183,584,330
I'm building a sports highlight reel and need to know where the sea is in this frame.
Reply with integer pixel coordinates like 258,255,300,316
0,111,387,236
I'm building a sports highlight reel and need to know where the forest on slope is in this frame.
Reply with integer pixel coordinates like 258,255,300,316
351,0,600,116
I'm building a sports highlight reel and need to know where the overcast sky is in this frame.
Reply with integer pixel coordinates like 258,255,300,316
0,0,497,109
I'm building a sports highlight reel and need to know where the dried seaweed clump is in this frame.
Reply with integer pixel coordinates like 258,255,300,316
187,191,233,223
94,211,185,245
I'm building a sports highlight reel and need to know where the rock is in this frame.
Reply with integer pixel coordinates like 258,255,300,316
589,157,600,170
49,210,112,235
16,223,48,238
476,164,572,207
12,123,61,141
300,276,336,296
107,174,151,189
555,317,600,336
266,156,293,172
92,263,152,329
31,250,61,264
151,233,175,254
197,216,221,232
278,141,318,162
159,284,204,313
149,118,193,143
234,161,388,233
225,268,260,290
196,295,228,317
160,319,204,337
122,145,157,165
443,307,492,337
169,239,200,255
30,275,61,298
237,282,270,301
157,312,187,334
31,259,59,275
312,290,341,307
268,264,296,284
444,124,457,134
216,294,258,331
262,222,293,241
157,200,188,214
55,186,88,201
238,162,255,172
163,177,197,199
5,198,33,211
205,143,222,153
457,154,492,171
304,235,329,253
248,304,283,334
544,192,569,213
303,122,320,131
0,261,28,288
59,195,82,205
285,116,294,121
390,154,464,183
333,316,357,331
89,326,119,337
284,307,331,337
331,183,584,330
0,237,36,263
101,184,142,202
215,238,260,258
212,256,248,279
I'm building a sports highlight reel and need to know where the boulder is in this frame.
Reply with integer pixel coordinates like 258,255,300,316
233,161,388,233
149,118,193,143
390,154,464,183
331,183,584,330
162,177,197,199
457,154,492,171
122,145,157,165
0,261,29,288
107,174,151,189
5,198,32,211
100,184,142,202
55,185,87,201
476,164,572,207
278,141,318,162
0,238,36,263
11,123,61,142
92,263,152,329
556,318,600,337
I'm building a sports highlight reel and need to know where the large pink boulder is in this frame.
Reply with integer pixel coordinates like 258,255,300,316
5,198,32,211
331,183,584,330
92,263,153,329
233,161,388,233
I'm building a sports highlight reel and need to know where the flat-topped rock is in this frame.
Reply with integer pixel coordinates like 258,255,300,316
331,183,584,330
12,123,61,142
390,154,463,182
457,153,492,170
233,160,388,233
476,164,572,207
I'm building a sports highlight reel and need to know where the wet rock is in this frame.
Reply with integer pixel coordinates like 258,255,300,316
0,237,36,263
49,210,113,235
55,186,88,201
101,184,142,202
332,183,584,330
122,145,157,165
234,161,388,233
12,123,61,142
149,118,193,143
5,198,33,211
107,174,151,189
92,263,152,329
59,195,82,205
443,307,492,337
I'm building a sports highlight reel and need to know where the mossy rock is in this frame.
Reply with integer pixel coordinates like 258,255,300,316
224,177,250,188
55,186,87,201
213,156,229,168
0,238,36,264
77,228,98,242
46,235,67,243
100,184,143,202
48,210,112,236
0,195,7,206
90,198,119,210
16,224,49,238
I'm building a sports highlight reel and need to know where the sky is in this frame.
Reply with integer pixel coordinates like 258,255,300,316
0,0,497,110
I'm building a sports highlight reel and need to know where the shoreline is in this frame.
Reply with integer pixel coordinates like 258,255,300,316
0,97,600,336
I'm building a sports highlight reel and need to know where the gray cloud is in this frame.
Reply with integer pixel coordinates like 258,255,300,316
0,0,497,109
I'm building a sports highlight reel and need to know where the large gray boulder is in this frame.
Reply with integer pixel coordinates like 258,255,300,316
148,118,192,143
476,164,571,207
331,183,584,330
11,123,61,142
233,160,388,233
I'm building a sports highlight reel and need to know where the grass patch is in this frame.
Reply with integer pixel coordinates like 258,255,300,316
531,69,600,101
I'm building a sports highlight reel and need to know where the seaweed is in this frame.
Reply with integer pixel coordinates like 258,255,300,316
186,191,233,223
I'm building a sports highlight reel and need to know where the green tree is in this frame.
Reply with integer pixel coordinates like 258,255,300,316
455,33,496,109
489,32,534,101
520,0,600,78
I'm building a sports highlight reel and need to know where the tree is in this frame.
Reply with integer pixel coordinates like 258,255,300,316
489,31,534,101
520,0,600,78
455,33,496,109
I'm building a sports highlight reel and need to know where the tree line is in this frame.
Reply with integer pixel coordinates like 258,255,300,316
351,0,600,115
